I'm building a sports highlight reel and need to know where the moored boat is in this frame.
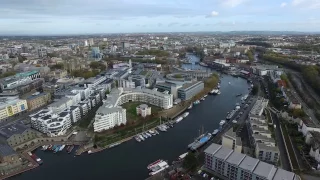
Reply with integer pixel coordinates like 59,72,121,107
193,100,200,105
59,145,66,151
147,159,163,170
188,104,193,109
212,129,220,135
67,145,74,153
30,153,43,165
135,136,141,142
175,116,183,123
183,112,189,118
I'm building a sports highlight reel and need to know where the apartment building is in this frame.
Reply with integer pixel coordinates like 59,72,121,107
47,97,73,114
25,92,51,111
248,112,280,164
93,107,126,132
222,128,242,153
93,87,173,132
83,75,107,88
204,143,299,180
250,98,269,116
68,106,81,123
0,97,28,122
30,109,72,137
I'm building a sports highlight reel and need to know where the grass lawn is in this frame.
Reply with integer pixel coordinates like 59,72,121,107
121,102,162,123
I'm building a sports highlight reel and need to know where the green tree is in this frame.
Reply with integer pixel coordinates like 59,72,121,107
251,84,259,95
51,63,64,70
182,152,198,171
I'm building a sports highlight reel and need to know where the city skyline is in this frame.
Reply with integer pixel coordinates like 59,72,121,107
1,0,320,35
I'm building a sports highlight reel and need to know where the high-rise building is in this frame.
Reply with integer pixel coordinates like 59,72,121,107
84,40,88,47
91,47,101,60
88,38,94,46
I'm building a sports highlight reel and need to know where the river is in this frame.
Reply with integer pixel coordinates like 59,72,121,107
12,55,250,180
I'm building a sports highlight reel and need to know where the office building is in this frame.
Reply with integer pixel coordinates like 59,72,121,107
25,92,51,111
222,128,242,153
130,75,146,87
136,104,151,118
0,97,28,122
178,81,204,100
156,82,182,99
30,109,72,137
91,47,101,59
204,143,300,180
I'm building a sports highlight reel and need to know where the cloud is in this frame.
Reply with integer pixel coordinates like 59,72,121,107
219,0,249,7
168,22,179,27
280,2,287,7
180,23,190,27
292,0,320,9
206,11,219,18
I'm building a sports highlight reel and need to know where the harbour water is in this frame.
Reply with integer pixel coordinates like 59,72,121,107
12,55,249,180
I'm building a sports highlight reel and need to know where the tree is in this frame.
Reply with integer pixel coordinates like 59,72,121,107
51,63,64,70
246,50,254,61
251,84,258,95
182,152,198,171
17,55,27,63
90,61,106,71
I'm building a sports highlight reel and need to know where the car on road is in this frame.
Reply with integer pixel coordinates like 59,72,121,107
236,115,240,119
239,112,243,115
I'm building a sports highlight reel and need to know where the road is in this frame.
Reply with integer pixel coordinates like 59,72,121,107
269,109,292,171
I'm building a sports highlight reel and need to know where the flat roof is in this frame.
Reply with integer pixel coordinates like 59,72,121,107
253,161,277,179
213,146,233,160
273,168,296,180
225,151,246,166
238,156,259,172
204,143,222,155
178,81,203,91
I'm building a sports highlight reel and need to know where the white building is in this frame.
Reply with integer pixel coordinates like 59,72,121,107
93,107,126,132
68,106,81,123
30,109,72,137
222,128,242,153
47,97,73,114
83,76,107,88
79,102,89,116
204,143,299,180
250,98,269,116
65,92,81,106
136,104,151,118
71,87,91,100
93,87,173,132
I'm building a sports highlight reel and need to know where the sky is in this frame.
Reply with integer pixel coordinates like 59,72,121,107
0,0,320,35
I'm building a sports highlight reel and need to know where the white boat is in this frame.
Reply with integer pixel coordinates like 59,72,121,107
188,104,193,109
232,120,237,124
149,130,156,135
154,130,159,134
147,159,163,170
149,161,169,176
204,95,208,98
178,152,188,160
212,129,219,135
139,135,145,141
193,100,200,105
217,90,221,95
59,145,66,151
200,97,205,101
142,133,149,139
183,112,189,118
135,136,141,142
157,126,167,132
146,132,152,137
88,150,92,154
41,145,48,151
175,116,183,123
217,85,220,89
109,142,121,148
219,120,226,126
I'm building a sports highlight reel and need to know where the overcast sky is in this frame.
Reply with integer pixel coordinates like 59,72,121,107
1,0,320,35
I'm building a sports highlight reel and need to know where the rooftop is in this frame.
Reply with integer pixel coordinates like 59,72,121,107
0,144,16,157
178,81,203,91
213,146,233,161
225,150,246,166
253,161,277,179
0,122,29,139
273,168,296,180
238,156,259,172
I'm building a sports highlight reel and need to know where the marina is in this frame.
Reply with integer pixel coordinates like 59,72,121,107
12,68,250,180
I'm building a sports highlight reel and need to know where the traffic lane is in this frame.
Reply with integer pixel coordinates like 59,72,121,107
270,111,291,171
